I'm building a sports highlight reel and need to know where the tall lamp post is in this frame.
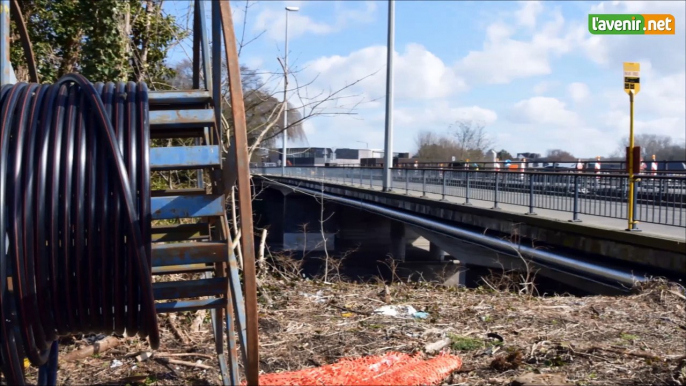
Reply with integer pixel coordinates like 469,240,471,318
382,0,395,191
282,6,299,175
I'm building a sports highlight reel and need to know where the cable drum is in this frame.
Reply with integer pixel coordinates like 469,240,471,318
0,74,158,384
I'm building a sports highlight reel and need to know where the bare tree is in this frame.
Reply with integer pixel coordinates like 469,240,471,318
414,130,462,160
449,119,494,161
546,149,576,162
612,134,686,160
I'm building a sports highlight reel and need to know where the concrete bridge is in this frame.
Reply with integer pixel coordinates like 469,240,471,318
251,167,685,294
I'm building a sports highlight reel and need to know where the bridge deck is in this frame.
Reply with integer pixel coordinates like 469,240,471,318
262,173,685,241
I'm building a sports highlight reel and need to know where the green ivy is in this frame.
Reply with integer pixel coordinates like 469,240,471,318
10,0,186,85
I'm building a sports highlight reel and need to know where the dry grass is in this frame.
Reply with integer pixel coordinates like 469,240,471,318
22,275,686,385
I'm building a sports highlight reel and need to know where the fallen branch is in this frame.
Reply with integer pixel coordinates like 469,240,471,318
258,228,268,272
168,313,189,344
62,336,121,362
156,352,215,360
424,338,452,354
154,357,213,370
584,346,662,361
328,304,372,316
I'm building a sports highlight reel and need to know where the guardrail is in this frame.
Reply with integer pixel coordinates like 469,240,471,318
253,167,686,228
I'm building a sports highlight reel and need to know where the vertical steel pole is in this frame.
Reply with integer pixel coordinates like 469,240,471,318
1,0,13,86
281,11,290,175
197,0,212,189
627,91,640,231
212,2,222,146
382,0,395,191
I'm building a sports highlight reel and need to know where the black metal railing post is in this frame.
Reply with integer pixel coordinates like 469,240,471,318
405,169,410,195
630,179,640,230
421,169,427,197
569,174,582,222
491,171,500,210
526,173,537,215
441,170,447,201
464,172,472,205
369,168,373,188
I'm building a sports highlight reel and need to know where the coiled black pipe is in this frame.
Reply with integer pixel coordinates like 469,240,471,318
0,74,158,384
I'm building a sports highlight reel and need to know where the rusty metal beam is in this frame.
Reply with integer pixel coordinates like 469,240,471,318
219,1,260,384
9,0,38,83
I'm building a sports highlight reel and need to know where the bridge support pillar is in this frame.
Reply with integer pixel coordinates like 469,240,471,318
389,220,406,262
429,242,445,262
443,263,466,288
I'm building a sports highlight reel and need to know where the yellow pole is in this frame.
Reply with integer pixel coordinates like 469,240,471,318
627,91,635,230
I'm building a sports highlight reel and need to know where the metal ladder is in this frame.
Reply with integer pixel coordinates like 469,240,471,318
147,89,246,385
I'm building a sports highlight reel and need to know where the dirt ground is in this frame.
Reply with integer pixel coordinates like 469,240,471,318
23,276,686,386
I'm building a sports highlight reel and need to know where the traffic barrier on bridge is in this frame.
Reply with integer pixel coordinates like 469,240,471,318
250,351,463,386
651,155,658,176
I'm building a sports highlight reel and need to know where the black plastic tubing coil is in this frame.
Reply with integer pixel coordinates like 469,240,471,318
0,74,158,385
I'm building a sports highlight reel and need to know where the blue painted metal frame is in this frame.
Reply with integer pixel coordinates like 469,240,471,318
149,90,212,105
153,277,228,300
151,241,227,266
149,109,215,130
151,194,224,220
150,145,220,170
156,298,227,313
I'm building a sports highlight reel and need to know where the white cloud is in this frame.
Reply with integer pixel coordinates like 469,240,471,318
456,7,574,84
395,103,498,128
302,44,467,103
515,1,543,28
568,82,590,103
253,1,377,41
509,97,580,127
533,80,559,94
600,110,685,143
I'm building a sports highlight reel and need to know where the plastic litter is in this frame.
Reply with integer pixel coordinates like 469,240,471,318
374,305,429,319
413,311,429,319
374,305,417,317
110,360,123,369
300,290,327,303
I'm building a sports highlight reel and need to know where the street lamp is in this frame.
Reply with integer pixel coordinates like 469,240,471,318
382,0,395,191
282,6,299,175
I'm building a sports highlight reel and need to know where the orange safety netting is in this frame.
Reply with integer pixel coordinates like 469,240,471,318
250,351,462,386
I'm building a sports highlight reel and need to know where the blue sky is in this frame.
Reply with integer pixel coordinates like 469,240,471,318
163,1,685,158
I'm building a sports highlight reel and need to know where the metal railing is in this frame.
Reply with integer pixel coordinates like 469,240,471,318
253,167,686,228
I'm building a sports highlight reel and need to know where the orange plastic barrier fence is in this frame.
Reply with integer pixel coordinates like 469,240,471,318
249,351,462,386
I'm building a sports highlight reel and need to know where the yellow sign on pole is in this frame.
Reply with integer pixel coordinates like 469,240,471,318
624,62,640,94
